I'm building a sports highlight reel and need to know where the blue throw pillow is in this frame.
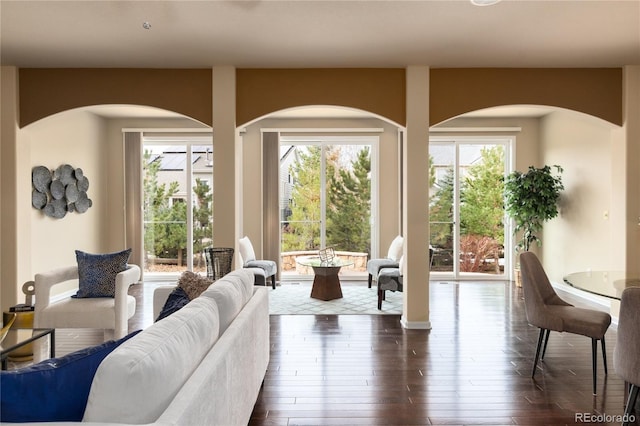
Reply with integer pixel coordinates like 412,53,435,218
73,248,131,298
0,329,141,423
155,286,191,321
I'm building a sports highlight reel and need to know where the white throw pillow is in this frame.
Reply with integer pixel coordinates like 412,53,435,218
386,235,404,261
399,255,406,276
238,236,256,263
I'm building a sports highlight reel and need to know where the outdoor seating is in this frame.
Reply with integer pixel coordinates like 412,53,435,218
238,236,277,289
367,235,403,288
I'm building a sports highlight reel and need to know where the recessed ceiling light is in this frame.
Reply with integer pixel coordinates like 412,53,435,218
470,0,501,5
142,21,151,30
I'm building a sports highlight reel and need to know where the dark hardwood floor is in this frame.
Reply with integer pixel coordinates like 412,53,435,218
130,280,638,426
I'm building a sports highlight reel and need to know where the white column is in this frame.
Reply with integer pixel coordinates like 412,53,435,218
1,66,31,310
402,66,431,329
212,66,237,249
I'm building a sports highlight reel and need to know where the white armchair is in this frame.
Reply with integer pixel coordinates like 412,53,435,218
34,264,140,340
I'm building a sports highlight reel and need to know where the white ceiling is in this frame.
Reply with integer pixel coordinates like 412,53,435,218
2,0,638,120
2,0,638,68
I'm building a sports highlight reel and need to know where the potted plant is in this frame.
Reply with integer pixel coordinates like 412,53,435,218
504,165,564,286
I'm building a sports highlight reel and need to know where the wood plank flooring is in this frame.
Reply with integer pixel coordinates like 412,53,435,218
128,279,637,425
245,282,637,426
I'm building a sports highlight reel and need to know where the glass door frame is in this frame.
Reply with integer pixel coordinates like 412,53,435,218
279,135,379,281
142,135,213,279
429,136,514,281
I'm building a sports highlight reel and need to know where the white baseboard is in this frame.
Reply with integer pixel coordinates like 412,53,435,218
401,317,432,329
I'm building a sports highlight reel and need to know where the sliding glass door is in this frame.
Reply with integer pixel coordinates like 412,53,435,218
142,137,213,277
429,137,511,279
279,136,376,280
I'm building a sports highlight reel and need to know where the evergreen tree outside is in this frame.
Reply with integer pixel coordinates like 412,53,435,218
282,146,322,251
326,146,371,254
143,149,213,271
429,167,455,250
429,144,506,273
282,144,371,255
459,145,505,244
143,150,182,266
193,178,213,268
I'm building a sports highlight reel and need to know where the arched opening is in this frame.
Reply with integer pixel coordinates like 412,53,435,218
21,104,211,283
429,104,622,287
238,105,406,310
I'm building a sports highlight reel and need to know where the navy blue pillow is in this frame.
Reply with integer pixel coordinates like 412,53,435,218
155,286,190,321
73,248,131,298
0,329,140,423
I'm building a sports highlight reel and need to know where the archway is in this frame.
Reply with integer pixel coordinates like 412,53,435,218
430,104,622,286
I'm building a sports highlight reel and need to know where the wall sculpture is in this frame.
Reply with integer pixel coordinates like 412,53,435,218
31,164,92,219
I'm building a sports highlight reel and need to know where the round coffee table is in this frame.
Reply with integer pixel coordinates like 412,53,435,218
296,256,354,301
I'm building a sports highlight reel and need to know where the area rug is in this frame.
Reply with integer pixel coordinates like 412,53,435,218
269,284,402,315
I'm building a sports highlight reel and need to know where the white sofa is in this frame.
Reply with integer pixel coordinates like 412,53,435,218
8,269,269,426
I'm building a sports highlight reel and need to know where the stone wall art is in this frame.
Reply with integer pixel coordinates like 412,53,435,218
32,164,92,219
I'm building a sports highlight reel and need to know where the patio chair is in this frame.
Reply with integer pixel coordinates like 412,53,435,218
377,247,433,310
519,251,611,395
367,235,403,288
238,236,277,290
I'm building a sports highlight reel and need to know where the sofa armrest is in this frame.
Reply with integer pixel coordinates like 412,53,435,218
153,285,177,319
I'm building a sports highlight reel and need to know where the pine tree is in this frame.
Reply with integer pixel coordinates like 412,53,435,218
460,145,505,244
193,178,213,268
327,147,371,254
282,146,322,251
143,150,182,263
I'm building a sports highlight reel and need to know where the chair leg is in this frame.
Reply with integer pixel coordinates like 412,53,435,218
532,328,545,378
541,329,551,360
271,275,276,290
622,384,639,426
368,274,373,288
600,337,608,375
591,338,598,395
377,289,383,310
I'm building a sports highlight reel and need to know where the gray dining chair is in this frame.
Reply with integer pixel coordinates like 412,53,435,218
614,287,640,426
519,252,612,395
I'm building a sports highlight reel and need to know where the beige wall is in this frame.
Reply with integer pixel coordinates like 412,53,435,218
241,116,402,260
540,111,617,283
13,110,108,295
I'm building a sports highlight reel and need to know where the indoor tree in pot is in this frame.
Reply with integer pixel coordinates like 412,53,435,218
504,164,564,286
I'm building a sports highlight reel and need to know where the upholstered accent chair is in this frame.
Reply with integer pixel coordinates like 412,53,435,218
614,287,640,425
34,264,140,341
519,252,611,395
367,235,403,288
377,247,433,310
238,236,277,290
